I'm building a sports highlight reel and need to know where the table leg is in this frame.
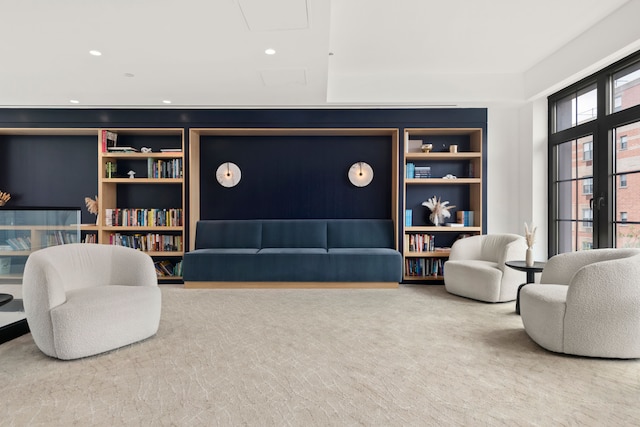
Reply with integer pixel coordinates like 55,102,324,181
515,283,527,315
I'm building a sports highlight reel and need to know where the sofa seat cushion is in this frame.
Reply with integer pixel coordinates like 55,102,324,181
328,248,402,282
50,285,161,360
444,260,505,302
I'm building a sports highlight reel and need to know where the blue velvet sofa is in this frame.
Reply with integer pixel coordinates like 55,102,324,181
183,219,402,288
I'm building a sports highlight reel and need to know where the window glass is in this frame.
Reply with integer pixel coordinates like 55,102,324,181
614,121,640,248
554,84,597,132
612,61,640,113
614,122,640,174
583,140,593,160
554,135,594,252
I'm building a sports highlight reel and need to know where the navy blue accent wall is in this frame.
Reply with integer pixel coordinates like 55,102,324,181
200,135,392,219
0,135,98,224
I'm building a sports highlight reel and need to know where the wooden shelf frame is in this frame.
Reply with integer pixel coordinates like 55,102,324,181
188,128,400,252
402,128,484,283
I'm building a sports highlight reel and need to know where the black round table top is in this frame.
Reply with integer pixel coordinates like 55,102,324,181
0,293,14,307
505,260,546,272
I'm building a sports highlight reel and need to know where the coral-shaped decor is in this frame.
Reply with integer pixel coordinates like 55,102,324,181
422,195,455,226
85,195,99,224
0,191,10,206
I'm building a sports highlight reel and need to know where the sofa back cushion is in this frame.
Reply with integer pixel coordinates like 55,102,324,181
195,220,262,249
262,220,328,248
328,219,395,249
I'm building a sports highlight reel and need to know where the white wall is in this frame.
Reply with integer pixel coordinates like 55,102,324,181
484,0,640,260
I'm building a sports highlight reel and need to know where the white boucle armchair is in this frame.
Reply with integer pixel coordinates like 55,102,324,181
444,234,527,302
519,248,640,358
23,243,161,360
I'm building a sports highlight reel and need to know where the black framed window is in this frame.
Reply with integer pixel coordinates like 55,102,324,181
549,50,640,255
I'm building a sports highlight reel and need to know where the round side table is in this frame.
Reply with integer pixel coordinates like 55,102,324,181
505,260,546,314
0,293,13,308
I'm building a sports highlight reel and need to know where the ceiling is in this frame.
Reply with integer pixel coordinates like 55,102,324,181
0,0,632,108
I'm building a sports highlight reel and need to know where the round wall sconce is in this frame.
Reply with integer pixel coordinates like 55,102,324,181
348,161,374,187
216,162,241,187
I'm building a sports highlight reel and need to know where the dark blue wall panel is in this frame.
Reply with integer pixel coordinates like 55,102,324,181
200,135,392,219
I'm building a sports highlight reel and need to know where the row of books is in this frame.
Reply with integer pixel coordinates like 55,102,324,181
44,231,79,246
5,237,31,250
406,163,432,179
405,233,436,252
104,208,183,227
83,234,97,244
108,233,183,252
456,211,475,226
155,260,183,277
147,158,183,179
405,258,444,277
101,130,118,152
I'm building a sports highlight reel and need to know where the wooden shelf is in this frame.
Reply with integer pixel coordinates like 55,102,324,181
404,275,444,281
405,226,481,233
102,226,182,231
0,251,30,256
405,250,451,258
101,152,183,159
405,152,481,160
406,178,481,184
102,178,183,184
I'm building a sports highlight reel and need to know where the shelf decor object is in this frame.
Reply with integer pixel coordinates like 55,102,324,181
524,222,537,267
216,162,241,188
348,161,374,187
422,195,455,227
0,191,10,207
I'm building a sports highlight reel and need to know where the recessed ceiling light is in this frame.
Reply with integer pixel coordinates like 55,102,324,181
89,50,102,56
265,48,276,55
162,100,172,104
70,99,79,104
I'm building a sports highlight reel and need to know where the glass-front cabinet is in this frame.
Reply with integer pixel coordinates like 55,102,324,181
0,208,81,282
0,208,81,342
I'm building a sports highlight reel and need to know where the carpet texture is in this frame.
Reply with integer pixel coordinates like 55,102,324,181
1,285,639,426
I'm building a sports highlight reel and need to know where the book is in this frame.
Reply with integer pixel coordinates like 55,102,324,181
107,146,138,152
406,163,415,179
160,148,182,152
101,130,118,152
456,211,475,226
405,210,412,227
445,223,464,227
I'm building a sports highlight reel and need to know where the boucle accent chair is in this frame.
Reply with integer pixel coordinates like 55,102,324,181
22,243,161,360
519,248,640,359
444,234,527,302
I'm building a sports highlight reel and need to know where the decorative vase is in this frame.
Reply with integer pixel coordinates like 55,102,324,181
429,212,442,226
526,247,534,267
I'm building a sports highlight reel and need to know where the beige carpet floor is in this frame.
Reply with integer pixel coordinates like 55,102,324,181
1,285,639,426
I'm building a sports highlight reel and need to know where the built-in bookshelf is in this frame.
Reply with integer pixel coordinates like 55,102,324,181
403,128,483,282
98,129,185,282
